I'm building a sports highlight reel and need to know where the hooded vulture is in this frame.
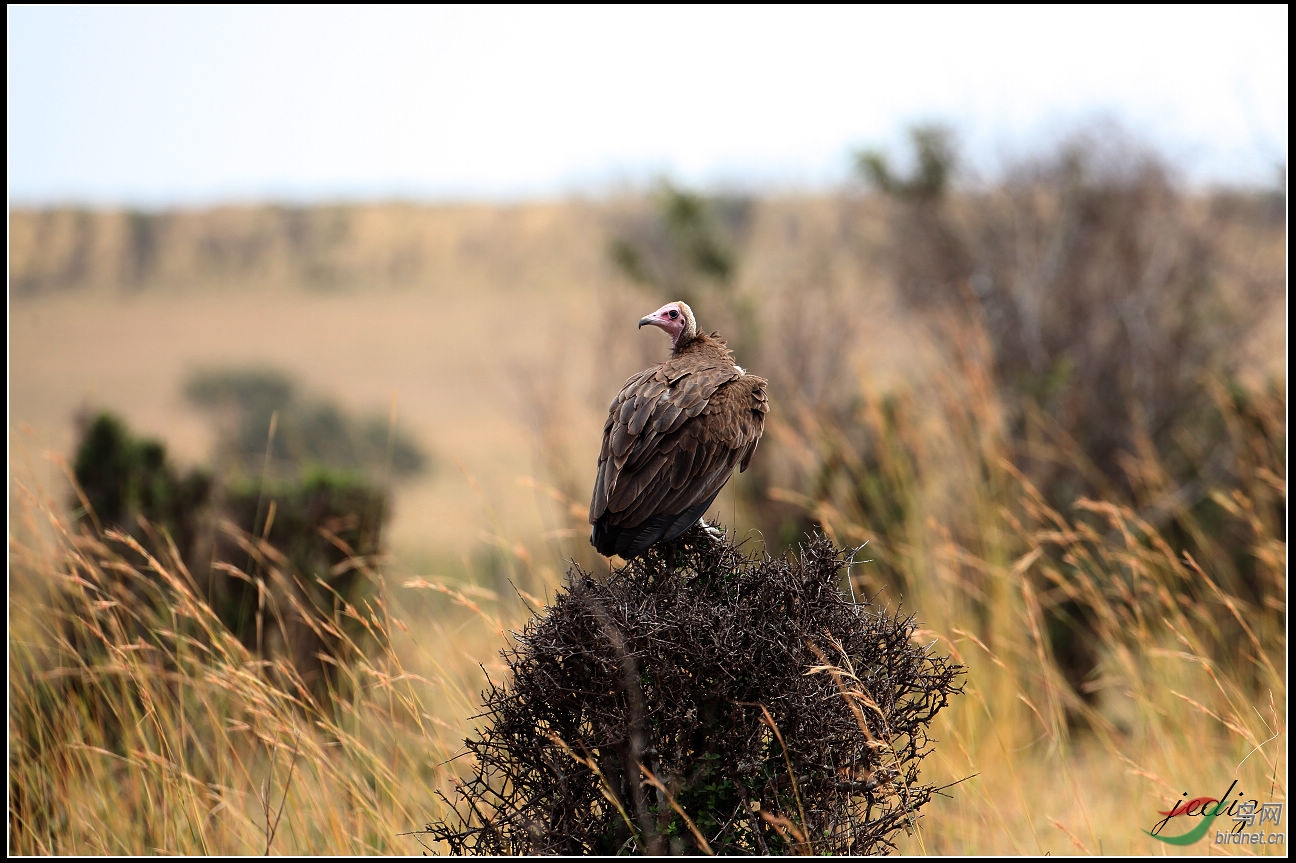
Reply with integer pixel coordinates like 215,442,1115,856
589,300,769,558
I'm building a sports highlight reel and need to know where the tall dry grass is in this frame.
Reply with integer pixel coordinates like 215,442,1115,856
851,383,1286,855
7,165,1287,854
8,469,539,855
10,337,1282,854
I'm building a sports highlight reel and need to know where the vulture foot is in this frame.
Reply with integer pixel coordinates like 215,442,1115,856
698,518,725,544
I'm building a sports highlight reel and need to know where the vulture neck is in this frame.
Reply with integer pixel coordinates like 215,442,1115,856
673,331,731,360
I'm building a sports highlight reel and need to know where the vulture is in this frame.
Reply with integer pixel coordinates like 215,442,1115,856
589,300,769,558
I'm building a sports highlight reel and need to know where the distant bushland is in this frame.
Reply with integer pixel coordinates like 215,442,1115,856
183,365,429,482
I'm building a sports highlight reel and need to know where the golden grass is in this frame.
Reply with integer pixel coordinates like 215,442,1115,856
10,437,1283,854
886,489,1286,855
8,194,1287,854
8,476,532,855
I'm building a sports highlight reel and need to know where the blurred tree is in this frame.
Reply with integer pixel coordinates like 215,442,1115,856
855,124,958,203
853,124,972,305
608,180,759,355
71,410,213,558
183,365,428,482
67,410,389,709
853,123,1285,711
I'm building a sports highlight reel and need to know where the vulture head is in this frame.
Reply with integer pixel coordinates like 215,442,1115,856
638,300,698,350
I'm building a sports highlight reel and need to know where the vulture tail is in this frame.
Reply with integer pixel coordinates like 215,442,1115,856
592,492,722,559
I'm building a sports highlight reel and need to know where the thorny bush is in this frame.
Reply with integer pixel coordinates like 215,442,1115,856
426,529,964,855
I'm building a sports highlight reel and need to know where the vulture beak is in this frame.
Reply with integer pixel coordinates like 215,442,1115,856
638,306,672,330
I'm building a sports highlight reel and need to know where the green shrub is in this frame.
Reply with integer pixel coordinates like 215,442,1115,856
66,410,388,706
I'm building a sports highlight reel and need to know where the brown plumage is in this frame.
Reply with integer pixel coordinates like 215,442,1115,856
590,300,769,558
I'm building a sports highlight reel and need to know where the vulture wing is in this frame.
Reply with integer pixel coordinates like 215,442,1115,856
590,355,768,558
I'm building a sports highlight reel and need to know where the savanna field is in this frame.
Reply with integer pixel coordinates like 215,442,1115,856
8,137,1288,854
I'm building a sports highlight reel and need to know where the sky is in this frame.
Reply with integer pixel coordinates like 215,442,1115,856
7,4,1289,208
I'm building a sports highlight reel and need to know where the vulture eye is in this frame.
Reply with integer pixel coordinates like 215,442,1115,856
668,309,679,320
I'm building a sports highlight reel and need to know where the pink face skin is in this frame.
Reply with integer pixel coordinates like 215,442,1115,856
638,302,687,347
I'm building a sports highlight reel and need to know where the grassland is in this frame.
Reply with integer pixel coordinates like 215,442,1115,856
8,179,1287,854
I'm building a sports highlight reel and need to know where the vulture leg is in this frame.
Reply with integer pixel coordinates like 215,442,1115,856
698,518,725,543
